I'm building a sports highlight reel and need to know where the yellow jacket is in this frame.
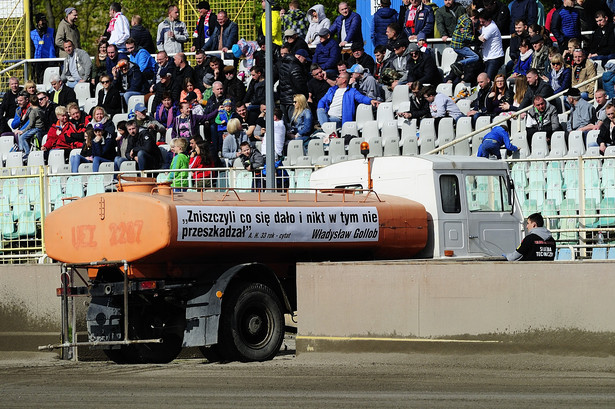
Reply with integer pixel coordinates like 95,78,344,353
261,10,283,46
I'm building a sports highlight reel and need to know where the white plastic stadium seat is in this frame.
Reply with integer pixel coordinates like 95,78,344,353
440,47,458,75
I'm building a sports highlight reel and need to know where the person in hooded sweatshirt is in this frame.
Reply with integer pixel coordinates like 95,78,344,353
506,213,556,261
305,4,331,46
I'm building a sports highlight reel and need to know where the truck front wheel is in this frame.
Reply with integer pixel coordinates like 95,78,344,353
218,282,285,362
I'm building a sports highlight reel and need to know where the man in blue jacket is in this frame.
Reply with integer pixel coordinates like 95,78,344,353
401,0,434,40
313,28,341,73
31,13,55,84
476,124,518,159
316,71,380,128
203,10,238,54
329,2,363,47
126,37,156,82
508,0,538,33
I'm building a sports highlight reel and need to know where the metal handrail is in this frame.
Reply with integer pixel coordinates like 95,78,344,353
427,73,603,154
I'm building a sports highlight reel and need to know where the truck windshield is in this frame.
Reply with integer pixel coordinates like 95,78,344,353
465,175,512,212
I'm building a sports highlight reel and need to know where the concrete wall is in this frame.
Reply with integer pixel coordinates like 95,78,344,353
297,261,615,341
0,264,62,350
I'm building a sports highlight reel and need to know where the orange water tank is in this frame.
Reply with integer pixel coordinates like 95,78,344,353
45,190,428,277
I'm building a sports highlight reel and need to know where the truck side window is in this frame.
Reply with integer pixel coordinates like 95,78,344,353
465,175,512,212
440,175,461,213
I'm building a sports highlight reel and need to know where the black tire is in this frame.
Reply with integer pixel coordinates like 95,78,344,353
218,282,285,362
198,345,224,363
104,302,184,364
129,305,184,364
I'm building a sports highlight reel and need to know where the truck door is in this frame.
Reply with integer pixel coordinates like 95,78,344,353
438,174,468,256
465,173,521,256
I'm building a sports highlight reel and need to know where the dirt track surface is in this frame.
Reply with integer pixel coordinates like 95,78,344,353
1,350,615,408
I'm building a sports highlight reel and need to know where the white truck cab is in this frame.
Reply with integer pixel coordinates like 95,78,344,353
310,155,524,258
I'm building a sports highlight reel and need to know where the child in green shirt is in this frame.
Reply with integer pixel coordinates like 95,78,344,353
168,138,189,190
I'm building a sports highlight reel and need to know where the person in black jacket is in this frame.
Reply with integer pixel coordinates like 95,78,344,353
284,29,309,54
112,60,145,106
598,103,615,154
277,53,310,125
171,52,196,102
114,120,161,170
346,42,376,75
483,0,511,35
406,44,442,87
36,91,57,132
0,77,23,133
49,75,78,107
129,15,155,54
505,213,556,261
519,69,554,109
467,73,491,123
398,81,430,120
97,74,122,116
244,66,266,123
588,10,615,66
223,65,247,106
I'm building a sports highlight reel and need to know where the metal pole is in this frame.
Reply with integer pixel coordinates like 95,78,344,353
24,0,31,79
264,0,275,189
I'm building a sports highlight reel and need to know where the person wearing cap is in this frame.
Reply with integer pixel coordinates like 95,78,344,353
317,71,379,128
550,0,581,54
295,48,311,66
529,34,549,77
313,27,341,72
260,0,283,46
133,102,166,139
571,48,596,100
305,4,331,46
31,13,56,84
223,66,246,107
97,74,122,117
347,64,382,101
203,10,239,53
566,87,597,135
435,0,465,42
402,0,435,41
477,9,505,84
329,2,363,47
101,2,130,52
416,32,433,59
381,38,412,86
192,1,214,52
278,49,310,124
284,29,309,54
56,7,80,58
476,124,518,159
126,37,156,81
282,1,308,38
112,59,145,105
60,40,92,88
372,0,398,48
130,15,156,54
406,42,442,87
346,42,375,77
215,98,234,136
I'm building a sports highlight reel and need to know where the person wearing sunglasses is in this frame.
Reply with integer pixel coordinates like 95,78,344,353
36,91,57,132
97,74,122,116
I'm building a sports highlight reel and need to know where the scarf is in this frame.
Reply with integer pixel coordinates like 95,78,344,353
550,67,564,90
406,6,418,31
519,49,533,62
107,12,121,33
573,63,583,82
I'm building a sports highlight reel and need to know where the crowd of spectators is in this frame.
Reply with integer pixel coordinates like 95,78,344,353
4,0,615,179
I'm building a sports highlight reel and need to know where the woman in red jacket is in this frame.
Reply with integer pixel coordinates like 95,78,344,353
189,139,215,188
42,105,77,162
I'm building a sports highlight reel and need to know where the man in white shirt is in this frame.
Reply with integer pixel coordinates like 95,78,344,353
102,2,130,52
478,10,504,82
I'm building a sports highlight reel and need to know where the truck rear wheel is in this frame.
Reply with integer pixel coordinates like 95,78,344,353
218,282,285,362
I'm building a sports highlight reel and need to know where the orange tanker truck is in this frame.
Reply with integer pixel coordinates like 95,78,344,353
45,180,429,363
